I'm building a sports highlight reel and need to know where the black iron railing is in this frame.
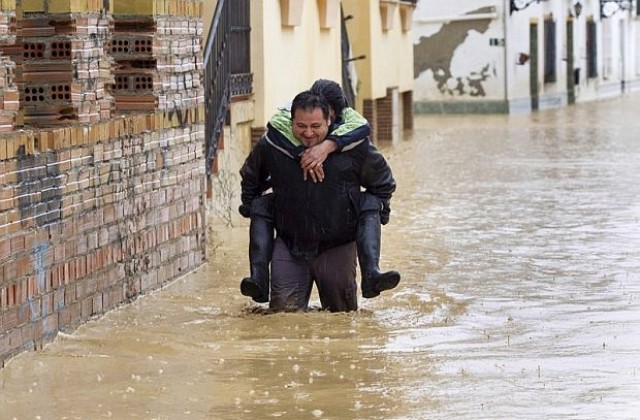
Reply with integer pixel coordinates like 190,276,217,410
204,0,231,176
203,0,253,175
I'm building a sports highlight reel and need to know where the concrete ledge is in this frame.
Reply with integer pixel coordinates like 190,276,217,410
623,78,640,92
508,97,532,115
538,92,567,110
414,100,509,114
597,81,623,98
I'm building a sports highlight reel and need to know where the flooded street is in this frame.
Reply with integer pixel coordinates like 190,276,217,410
2,95,640,419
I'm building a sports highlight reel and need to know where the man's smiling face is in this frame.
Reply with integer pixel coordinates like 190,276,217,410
292,107,330,148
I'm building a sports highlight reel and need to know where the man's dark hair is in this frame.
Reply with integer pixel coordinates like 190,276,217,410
290,90,330,121
310,79,348,116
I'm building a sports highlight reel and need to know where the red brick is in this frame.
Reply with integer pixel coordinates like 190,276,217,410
66,260,76,283
3,306,17,329
34,314,58,342
16,255,33,279
80,277,98,298
29,297,42,321
4,260,17,281
58,301,81,328
0,332,10,359
64,284,77,304
53,288,65,313
103,286,124,310
17,302,31,325
27,276,38,299
49,266,60,289
75,255,86,279
81,296,93,318
6,328,23,351
92,294,103,314
140,271,158,292
20,323,35,350
41,292,54,317
54,243,65,263
0,238,10,261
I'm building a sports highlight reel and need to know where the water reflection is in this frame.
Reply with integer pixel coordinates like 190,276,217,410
2,96,640,419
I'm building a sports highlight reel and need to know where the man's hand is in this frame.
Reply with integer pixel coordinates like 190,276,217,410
380,200,391,225
301,140,337,183
239,204,251,218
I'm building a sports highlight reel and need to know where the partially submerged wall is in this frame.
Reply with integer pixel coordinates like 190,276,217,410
0,0,206,366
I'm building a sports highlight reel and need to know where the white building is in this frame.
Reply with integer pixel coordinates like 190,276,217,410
413,0,640,113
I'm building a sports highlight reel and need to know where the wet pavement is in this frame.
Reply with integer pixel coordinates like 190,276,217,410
1,95,640,419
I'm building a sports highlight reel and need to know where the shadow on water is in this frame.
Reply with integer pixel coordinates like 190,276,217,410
2,95,640,419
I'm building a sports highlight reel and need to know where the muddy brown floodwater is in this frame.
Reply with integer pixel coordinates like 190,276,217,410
2,95,640,420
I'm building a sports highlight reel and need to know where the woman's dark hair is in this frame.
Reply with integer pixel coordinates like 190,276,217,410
290,90,330,120
309,79,348,116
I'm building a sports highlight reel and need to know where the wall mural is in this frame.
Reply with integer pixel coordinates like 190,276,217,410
414,7,494,97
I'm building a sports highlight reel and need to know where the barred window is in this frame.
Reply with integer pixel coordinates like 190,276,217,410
230,0,250,76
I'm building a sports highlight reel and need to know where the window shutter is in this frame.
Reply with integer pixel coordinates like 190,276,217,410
544,17,557,83
586,19,598,78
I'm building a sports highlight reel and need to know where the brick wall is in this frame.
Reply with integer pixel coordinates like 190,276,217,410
402,90,413,131
250,126,266,147
0,0,206,367
362,99,377,143
0,5,17,133
363,89,414,143
375,92,394,142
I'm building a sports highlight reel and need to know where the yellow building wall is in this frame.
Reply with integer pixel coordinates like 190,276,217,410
251,0,342,127
342,0,414,105
202,0,216,43
202,1,414,130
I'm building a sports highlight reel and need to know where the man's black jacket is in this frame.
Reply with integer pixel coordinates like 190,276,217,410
240,130,396,260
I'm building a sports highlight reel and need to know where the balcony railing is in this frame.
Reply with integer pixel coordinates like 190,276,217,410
230,73,253,97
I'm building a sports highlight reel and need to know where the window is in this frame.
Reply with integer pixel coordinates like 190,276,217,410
543,17,557,83
586,19,598,78
230,0,252,96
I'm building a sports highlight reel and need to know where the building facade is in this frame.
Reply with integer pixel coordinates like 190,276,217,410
246,0,415,142
204,0,417,227
413,0,640,113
